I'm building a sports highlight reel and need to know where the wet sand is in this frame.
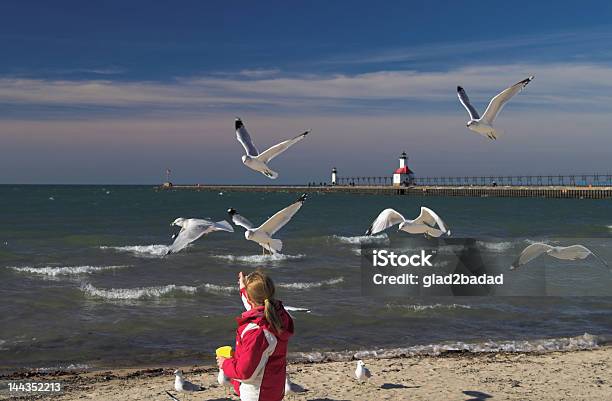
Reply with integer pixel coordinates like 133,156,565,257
2,347,611,400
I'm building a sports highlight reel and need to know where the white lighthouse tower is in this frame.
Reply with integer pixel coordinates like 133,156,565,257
392,152,414,187
331,167,338,185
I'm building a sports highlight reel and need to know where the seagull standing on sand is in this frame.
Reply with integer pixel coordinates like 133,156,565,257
355,360,372,383
235,118,310,179
285,373,306,396
166,218,234,255
457,76,534,140
217,369,232,395
366,207,450,238
511,243,608,270
228,194,307,255
174,369,203,392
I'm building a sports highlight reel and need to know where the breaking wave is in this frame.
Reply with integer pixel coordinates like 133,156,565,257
476,241,514,252
386,303,473,312
34,364,91,372
290,333,601,363
81,283,198,300
212,253,305,264
331,234,389,245
200,283,237,294
7,265,129,277
278,277,344,290
99,244,169,257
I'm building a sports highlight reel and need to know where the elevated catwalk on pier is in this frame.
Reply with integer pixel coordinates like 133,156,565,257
158,185,612,199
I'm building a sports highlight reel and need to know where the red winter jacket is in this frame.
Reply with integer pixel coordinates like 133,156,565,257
222,288,294,401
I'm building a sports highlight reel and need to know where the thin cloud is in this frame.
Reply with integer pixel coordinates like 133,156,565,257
2,62,612,116
318,29,612,66
238,68,281,78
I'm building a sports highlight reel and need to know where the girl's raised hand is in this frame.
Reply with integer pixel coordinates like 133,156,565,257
238,272,246,290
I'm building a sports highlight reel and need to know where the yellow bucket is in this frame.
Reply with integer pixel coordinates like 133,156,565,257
216,346,233,358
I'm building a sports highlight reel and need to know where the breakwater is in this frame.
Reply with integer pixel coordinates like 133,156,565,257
158,185,612,199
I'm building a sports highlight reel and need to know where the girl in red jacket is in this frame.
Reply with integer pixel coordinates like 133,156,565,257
217,270,294,401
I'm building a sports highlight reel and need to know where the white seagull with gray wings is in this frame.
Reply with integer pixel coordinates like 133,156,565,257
235,118,309,179
457,76,534,140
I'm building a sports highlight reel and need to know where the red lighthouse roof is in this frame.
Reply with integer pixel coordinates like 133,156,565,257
394,166,413,174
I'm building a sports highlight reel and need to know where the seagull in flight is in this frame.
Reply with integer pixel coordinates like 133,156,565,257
166,218,234,254
511,243,608,270
235,118,310,179
366,207,450,238
228,194,307,255
457,76,534,140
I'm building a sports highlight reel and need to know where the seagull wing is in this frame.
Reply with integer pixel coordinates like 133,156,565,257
457,86,480,120
256,131,310,164
366,208,405,235
182,380,202,391
555,245,608,268
481,76,533,124
230,213,255,231
588,248,609,268
511,242,553,269
168,219,232,254
412,207,449,234
235,118,259,157
364,367,372,378
284,306,311,312
257,193,307,236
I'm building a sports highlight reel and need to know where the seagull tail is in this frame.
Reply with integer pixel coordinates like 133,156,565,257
491,128,503,140
263,169,279,179
268,239,282,254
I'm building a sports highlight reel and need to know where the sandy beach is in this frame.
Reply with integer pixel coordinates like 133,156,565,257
2,347,610,400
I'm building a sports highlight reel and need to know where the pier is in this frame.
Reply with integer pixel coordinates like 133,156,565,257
159,184,612,199
159,172,612,199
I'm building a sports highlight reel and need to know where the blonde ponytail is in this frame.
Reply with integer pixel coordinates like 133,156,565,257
264,297,283,334
245,270,284,333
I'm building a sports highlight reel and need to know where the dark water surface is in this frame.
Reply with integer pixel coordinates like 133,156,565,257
1,185,611,372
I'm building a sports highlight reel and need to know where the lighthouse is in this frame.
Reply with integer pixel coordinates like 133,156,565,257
392,152,414,187
331,167,338,185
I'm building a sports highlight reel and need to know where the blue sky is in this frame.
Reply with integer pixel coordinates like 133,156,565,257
1,1,612,184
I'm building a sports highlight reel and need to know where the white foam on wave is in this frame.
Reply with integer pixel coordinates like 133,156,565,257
291,333,600,363
81,283,197,300
524,238,558,245
99,244,169,257
386,303,473,312
7,265,129,277
34,363,90,372
331,234,389,245
200,283,237,294
476,241,514,252
278,277,344,290
213,253,305,264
